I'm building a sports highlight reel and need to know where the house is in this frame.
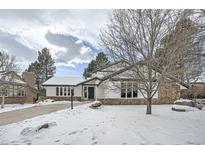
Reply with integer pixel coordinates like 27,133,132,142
43,61,187,104
181,79,205,99
0,71,37,104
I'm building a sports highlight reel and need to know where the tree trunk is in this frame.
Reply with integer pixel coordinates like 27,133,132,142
1,95,5,109
146,97,152,114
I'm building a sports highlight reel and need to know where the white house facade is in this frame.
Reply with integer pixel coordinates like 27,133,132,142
43,61,186,104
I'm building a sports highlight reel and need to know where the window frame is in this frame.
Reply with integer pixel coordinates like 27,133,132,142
121,82,138,99
56,87,59,96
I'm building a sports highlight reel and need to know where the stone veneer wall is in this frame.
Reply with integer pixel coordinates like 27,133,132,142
98,98,158,105
22,72,37,103
0,97,27,104
45,96,83,102
158,80,180,104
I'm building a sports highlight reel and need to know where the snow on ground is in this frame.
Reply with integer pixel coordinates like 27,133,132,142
172,105,199,111
0,104,205,145
0,99,82,114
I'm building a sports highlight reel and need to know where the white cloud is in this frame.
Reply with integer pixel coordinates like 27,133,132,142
0,10,110,71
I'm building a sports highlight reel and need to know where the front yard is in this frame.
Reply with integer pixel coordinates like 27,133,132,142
0,104,205,145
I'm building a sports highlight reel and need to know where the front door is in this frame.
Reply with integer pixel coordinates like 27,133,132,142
88,87,95,100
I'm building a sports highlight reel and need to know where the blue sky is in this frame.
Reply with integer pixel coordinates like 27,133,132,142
0,10,109,76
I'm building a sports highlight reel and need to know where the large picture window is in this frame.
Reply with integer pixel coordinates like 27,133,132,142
56,86,73,97
121,82,138,98
0,84,25,97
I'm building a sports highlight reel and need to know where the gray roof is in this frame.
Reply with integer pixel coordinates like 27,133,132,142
42,76,85,86
0,71,26,85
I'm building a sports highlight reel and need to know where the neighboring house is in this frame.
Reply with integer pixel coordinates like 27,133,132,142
181,80,205,99
0,71,37,104
43,61,187,104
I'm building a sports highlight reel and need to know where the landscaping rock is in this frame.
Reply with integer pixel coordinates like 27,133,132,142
174,99,195,107
171,107,186,112
194,100,205,110
174,99,205,110
89,101,102,109
171,105,199,112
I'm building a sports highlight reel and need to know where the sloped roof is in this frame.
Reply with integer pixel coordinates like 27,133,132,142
0,71,26,85
43,76,85,86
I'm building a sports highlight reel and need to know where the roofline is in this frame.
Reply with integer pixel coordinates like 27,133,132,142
96,60,190,89
76,77,101,86
91,61,122,74
0,80,26,86
97,65,134,86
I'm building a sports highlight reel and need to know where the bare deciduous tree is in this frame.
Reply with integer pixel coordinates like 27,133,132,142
0,51,18,108
100,9,205,114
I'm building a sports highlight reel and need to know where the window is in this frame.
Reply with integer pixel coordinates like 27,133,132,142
121,83,126,98
22,89,25,96
0,85,26,97
133,83,138,98
14,85,17,96
60,87,63,96
56,87,59,96
9,85,14,96
64,87,67,96
84,87,87,98
17,88,21,96
127,83,132,98
17,86,25,97
4,89,8,96
121,82,138,98
67,87,70,96
56,86,73,97
71,88,74,96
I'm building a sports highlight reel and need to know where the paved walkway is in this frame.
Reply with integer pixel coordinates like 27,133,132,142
0,103,84,126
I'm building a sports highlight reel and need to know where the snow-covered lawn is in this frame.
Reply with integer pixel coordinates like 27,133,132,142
0,104,205,145
0,100,82,113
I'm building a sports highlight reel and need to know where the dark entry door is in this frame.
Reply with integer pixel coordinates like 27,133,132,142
88,87,94,99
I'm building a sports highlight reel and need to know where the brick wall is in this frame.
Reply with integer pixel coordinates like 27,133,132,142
0,96,27,104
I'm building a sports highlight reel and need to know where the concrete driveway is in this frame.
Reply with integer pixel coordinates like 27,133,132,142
0,103,84,126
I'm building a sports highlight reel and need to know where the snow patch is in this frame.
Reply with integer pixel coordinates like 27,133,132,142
21,122,57,136
172,105,199,112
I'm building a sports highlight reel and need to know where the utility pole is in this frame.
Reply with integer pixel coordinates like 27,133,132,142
71,88,74,110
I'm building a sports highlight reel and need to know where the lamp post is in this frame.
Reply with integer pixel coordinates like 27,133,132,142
71,87,74,110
